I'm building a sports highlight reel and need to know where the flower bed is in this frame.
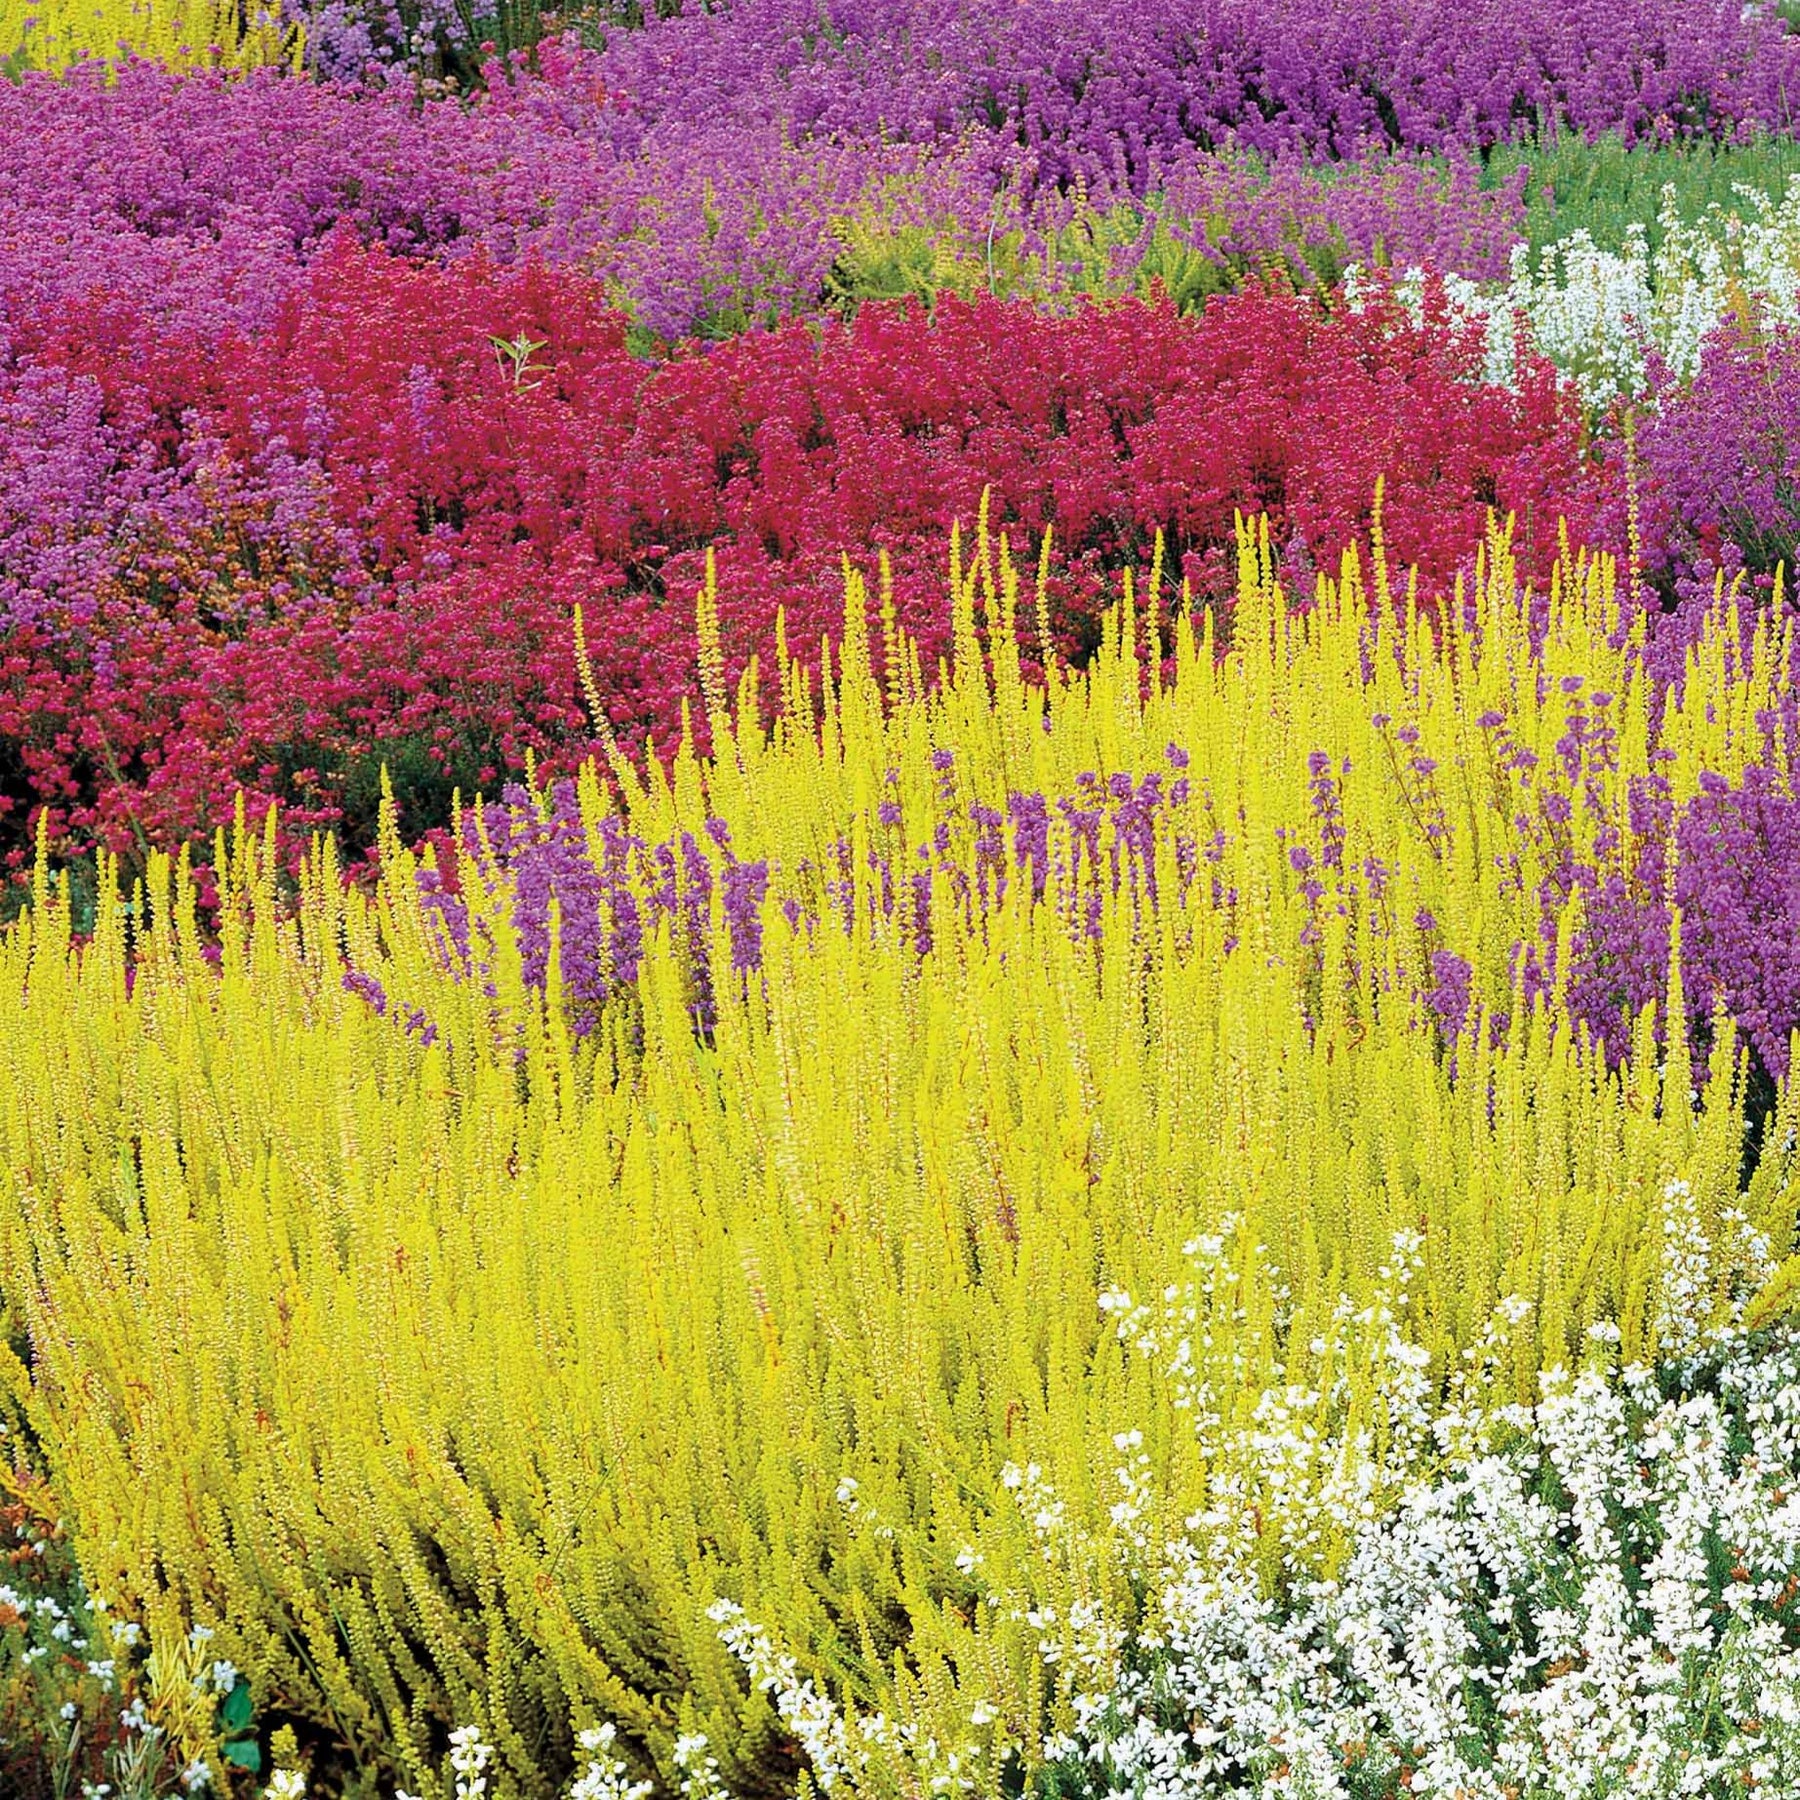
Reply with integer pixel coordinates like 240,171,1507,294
4,525,1800,1795
8,5,1800,1795
0,263,1597,869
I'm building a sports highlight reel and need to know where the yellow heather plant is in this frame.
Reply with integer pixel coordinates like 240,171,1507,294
1,0,299,73
0,513,1797,1795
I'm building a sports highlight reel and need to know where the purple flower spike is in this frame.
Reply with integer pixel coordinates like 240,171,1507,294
723,859,770,974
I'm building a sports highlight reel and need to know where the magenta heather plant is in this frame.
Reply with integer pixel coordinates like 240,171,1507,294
0,56,1532,347
1677,766,1800,1080
0,362,169,632
1557,759,1800,1082
1631,317,1800,610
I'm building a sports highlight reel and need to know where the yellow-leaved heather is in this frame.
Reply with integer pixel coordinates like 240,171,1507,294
1,0,299,74
0,515,1795,1794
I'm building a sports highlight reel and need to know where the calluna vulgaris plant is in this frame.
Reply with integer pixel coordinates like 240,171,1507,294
1361,176,1800,409
5,520,1800,1794
296,0,1800,166
0,254,1600,872
0,51,1529,349
698,1310,1800,1800
2,0,298,72
14,6,1800,1799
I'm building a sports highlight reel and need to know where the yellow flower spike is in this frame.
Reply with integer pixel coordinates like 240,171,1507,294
0,514,1795,1793
879,548,907,715
698,546,730,747
974,487,997,630
576,601,645,813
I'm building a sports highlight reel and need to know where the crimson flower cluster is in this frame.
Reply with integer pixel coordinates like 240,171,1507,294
0,246,1600,867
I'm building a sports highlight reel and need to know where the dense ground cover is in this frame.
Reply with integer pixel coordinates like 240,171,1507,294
0,254,1595,869
8,528,1800,1800
14,1,1800,1796
18,35,1800,888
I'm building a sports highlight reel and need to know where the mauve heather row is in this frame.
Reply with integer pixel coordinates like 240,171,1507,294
0,54,1534,345
380,742,1800,1090
311,0,1800,170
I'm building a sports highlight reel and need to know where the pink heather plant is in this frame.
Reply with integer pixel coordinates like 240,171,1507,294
0,56,1532,348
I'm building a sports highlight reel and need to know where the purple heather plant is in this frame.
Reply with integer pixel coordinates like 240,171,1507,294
417,746,1800,1104
0,6,1790,441
553,0,1800,180
1674,766,1800,1080
505,779,609,1012
1631,316,1800,611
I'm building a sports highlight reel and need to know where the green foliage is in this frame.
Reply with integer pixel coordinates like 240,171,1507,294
266,729,506,846
823,183,1332,320
1489,130,1800,260
219,1678,261,1772
0,854,101,937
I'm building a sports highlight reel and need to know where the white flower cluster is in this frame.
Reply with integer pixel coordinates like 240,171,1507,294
1351,179,1800,406
450,1726,495,1800
683,1217,1800,1800
569,1723,655,1800
399,1724,497,1800
671,1731,727,1800
705,1601,854,1789
1050,1339,1800,1800
706,1598,1005,1796
415,1229,1800,1800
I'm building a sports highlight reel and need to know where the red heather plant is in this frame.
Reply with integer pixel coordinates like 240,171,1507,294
0,247,1603,868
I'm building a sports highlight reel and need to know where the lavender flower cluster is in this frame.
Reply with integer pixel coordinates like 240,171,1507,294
356,762,1208,1045
1573,764,1800,1080
344,732,1800,1096
0,52,1534,350
301,0,1800,174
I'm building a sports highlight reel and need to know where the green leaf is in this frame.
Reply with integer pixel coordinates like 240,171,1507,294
220,1679,254,1732
222,1736,263,1774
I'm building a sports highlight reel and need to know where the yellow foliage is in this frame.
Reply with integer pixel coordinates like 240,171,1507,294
0,515,1795,1794
0,0,299,75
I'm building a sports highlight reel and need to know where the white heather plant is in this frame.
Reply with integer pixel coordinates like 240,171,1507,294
411,1200,1799,1800
677,1218,1800,1800
568,1724,655,1800
421,1325,1800,1800
1050,1339,1800,1800
1351,178,1800,407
